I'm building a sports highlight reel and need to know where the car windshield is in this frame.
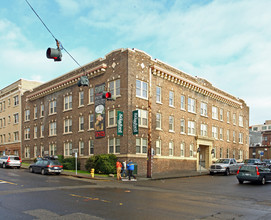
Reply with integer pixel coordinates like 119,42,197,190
239,166,256,173
49,160,61,165
244,159,259,163
10,157,20,160
215,159,230,164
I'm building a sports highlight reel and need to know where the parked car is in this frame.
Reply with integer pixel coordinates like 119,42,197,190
243,158,263,165
29,156,63,175
236,165,271,185
209,158,241,176
262,159,271,169
0,155,22,168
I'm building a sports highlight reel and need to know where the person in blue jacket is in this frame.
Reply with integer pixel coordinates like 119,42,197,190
127,159,136,180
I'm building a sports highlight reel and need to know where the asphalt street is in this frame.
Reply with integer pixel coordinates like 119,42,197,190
1,168,271,220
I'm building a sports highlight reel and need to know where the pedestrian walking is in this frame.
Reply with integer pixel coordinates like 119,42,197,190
122,160,127,177
116,159,122,180
127,159,136,180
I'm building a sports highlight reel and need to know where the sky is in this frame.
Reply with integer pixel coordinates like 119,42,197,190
0,0,270,126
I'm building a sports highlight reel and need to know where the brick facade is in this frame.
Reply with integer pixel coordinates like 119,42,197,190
21,48,249,175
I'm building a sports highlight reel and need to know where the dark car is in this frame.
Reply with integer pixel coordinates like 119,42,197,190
29,156,63,175
236,165,271,185
262,159,271,169
243,159,263,165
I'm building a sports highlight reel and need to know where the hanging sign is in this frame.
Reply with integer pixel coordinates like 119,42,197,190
117,111,124,136
132,110,139,135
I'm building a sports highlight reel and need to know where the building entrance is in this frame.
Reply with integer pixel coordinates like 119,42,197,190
196,137,214,172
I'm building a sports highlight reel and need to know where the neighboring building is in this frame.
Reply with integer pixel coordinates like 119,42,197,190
249,120,271,133
21,48,249,175
0,79,42,157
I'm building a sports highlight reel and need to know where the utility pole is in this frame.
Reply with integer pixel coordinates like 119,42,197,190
147,67,152,178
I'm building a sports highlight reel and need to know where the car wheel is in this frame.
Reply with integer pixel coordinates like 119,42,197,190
238,180,244,184
210,172,214,176
41,169,46,175
261,177,266,185
56,172,61,175
29,167,33,173
224,169,230,176
3,163,6,168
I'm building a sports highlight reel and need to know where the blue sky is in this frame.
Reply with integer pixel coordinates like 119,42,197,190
0,0,270,125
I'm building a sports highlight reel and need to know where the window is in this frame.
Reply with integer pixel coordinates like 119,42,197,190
108,110,117,127
180,119,185,134
89,88,94,104
79,116,84,131
220,109,223,121
156,139,161,155
169,141,174,156
239,150,243,160
79,141,84,156
212,106,218,120
34,126,37,139
200,124,207,136
49,122,57,136
64,142,73,156
200,102,207,117
156,86,161,103
14,95,19,106
220,148,223,158
79,91,84,106
40,104,44,117
40,125,44,137
89,113,94,129
219,128,223,140
34,146,37,158
138,109,148,127
25,147,30,158
227,129,230,141
109,138,120,154
24,128,30,140
188,98,196,113
188,121,195,135
64,119,72,133
169,91,174,107
181,142,185,157
226,149,229,158
239,133,243,144
181,95,185,110
64,95,72,110
136,80,148,99
25,109,30,121
89,140,94,155
169,116,174,132
239,115,243,127
233,149,236,159
212,147,216,158
49,144,57,156
189,144,194,157
49,100,57,114
227,111,230,123
156,113,161,129
212,126,218,139
233,131,236,142
233,113,236,125
14,113,19,124
109,79,120,97
3,118,6,127
136,138,147,154
14,131,19,142
34,107,37,119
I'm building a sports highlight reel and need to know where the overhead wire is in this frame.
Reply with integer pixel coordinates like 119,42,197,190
25,0,81,67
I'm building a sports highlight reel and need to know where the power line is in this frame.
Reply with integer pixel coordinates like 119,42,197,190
25,0,81,67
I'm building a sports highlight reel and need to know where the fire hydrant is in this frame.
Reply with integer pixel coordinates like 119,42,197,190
90,168,95,178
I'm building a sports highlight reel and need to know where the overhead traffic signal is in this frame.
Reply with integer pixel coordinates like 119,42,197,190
102,91,112,99
46,48,62,61
77,75,89,87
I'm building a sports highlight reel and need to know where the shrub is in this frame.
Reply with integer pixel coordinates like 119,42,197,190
57,156,80,170
85,154,117,174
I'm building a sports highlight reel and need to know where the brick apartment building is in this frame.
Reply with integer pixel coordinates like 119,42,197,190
21,48,249,175
0,79,42,157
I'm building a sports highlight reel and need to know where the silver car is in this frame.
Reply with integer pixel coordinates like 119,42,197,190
0,155,22,168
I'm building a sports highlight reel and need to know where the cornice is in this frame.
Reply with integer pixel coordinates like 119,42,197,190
27,64,107,101
151,65,242,108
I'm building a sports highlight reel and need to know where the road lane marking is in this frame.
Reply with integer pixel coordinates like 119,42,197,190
0,180,18,185
70,194,113,204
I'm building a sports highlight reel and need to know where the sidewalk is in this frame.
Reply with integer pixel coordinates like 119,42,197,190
22,164,208,181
